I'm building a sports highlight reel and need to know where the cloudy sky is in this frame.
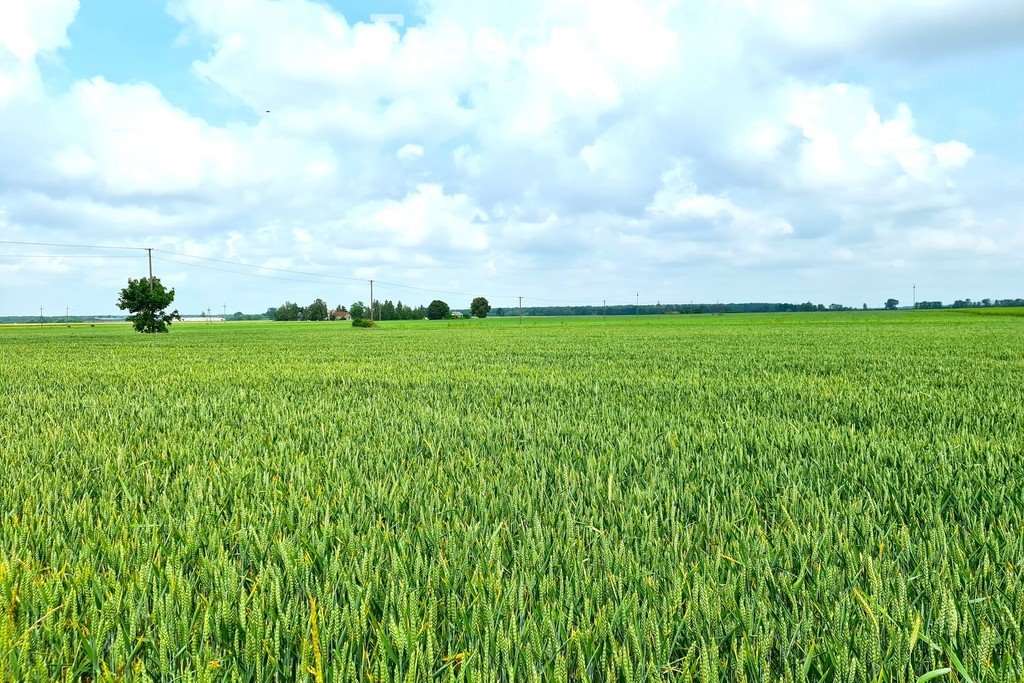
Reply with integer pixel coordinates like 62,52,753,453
0,0,1022,315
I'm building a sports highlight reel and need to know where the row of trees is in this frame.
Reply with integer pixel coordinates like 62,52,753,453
262,295,1024,321
265,297,492,322
352,300,427,321
920,298,1024,309
267,300,330,321
493,302,868,316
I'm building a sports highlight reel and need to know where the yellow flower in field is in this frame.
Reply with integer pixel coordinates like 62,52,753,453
208,660,222,670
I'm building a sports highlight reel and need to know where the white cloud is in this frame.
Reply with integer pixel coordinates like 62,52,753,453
735,83,975,202
649,163,795,239
0,0,78,62
0,0,1021,312
0,0,78,102
397,144,424,161
348,184,489,252
743,0,1024,61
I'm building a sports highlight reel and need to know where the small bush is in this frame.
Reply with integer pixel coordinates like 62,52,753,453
352,318,377,328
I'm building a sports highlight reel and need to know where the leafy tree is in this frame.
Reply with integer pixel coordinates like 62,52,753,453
305,298,329,321
885,298,899,310
350,301,368,319
117,277,181,333
427,299,450,320
381,299,396,321
275,301,302,321
470,296,491,318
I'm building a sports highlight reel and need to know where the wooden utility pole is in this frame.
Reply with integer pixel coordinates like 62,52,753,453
603,299,607,321
518,296,522,324
369,280,374,322
146,248,154,290
636,293,639,317
39,306,43,326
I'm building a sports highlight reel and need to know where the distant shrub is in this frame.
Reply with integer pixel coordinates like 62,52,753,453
352,318,377,328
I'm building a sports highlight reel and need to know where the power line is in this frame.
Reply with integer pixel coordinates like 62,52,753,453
0,239,144,251
0,254,141,258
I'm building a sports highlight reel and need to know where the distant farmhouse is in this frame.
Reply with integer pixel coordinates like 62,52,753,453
180,316,225,322
331,307,352,321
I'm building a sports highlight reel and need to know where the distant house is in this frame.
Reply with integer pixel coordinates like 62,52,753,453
331,307,352,321
450,311,463,318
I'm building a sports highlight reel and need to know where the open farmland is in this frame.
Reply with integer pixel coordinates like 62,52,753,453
0,312,1022,681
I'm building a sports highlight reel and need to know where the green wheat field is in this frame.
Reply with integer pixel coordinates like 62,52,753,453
1,311,1022,682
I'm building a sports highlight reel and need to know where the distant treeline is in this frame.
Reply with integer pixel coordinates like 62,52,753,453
264,299,428,321
913,298,1024,309
494,302,853,316
495,299,1024,317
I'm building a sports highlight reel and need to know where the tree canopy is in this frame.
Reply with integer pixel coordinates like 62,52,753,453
470,296,491,318
305,298,329,321
350,301,368,320
275,301,302,321
117,277,181,333
427,300,450,320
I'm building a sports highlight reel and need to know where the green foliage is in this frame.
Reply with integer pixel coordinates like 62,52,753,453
426,299,450,320
116,277,180,333
470,296,491,318
305,298,329,322
275,301,301,321
349,301,368,320
351,318,377,328
0,312,1022,680
886,298,900,310
367,300,423,321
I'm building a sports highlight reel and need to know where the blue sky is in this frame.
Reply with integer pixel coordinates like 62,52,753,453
1,0,1022,315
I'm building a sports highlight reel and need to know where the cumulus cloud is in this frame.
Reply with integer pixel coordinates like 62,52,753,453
735,83,975,196
397,144,424,161
0,0,78,102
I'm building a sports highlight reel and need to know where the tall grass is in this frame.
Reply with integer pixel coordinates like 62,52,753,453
0,312,1021,680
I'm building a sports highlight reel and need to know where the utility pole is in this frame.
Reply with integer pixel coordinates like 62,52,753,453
66,306,70,327
223,304,227,318
913,284,916,309
146,248,153,290
636,292,639,317
39,306,43,326
603,299,607,321
369,280,374,322
518,296,522,324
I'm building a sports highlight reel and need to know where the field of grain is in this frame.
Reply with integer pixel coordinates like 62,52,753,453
1,312,1021,681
